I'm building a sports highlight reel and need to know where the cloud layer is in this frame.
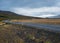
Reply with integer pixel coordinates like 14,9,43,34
12,7,60,18
0,0,60,18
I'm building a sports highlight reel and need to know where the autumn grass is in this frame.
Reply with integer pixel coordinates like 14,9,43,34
10,19,60,25
0,24,24,43
0,23,60,43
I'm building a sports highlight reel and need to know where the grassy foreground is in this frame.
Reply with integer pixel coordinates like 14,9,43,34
0,23,60,43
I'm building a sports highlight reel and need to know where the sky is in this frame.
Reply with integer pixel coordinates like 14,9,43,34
0,0,60,18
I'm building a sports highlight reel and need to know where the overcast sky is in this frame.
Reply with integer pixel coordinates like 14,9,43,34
0,0,60,18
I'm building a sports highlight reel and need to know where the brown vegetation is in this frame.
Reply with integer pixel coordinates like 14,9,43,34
0,22,5,25
10,19,60,25
0,24,60,43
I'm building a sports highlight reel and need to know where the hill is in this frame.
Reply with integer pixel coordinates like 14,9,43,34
50,15,60,18
0,10,41,20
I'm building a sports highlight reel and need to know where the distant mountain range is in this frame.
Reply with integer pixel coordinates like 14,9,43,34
0,10,41,19
50,15,60,18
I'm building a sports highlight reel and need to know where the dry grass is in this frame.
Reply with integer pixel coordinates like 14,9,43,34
0,24,24,43
0,22,5,25
10,19,60,25
0,24,60,43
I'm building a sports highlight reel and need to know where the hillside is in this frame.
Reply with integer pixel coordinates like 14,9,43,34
50,15,60,18
0,10,41,20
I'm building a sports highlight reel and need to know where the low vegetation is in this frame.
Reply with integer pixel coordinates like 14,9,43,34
10,19,60,25
0,23,60,43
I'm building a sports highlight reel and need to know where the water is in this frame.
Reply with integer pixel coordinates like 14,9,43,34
3,20,60,32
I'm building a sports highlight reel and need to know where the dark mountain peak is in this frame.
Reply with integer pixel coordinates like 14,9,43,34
0,10,19,15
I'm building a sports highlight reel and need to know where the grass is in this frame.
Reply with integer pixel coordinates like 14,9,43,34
0,23,60,43
10,19,60,25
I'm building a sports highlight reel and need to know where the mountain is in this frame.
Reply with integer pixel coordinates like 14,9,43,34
0,10,41,19
49,15,60,18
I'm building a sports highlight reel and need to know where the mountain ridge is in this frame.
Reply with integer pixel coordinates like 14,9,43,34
0,10,41,19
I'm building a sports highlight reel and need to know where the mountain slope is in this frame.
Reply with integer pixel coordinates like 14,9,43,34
51,15,60,18
0,10,41,19
48,15,60,18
